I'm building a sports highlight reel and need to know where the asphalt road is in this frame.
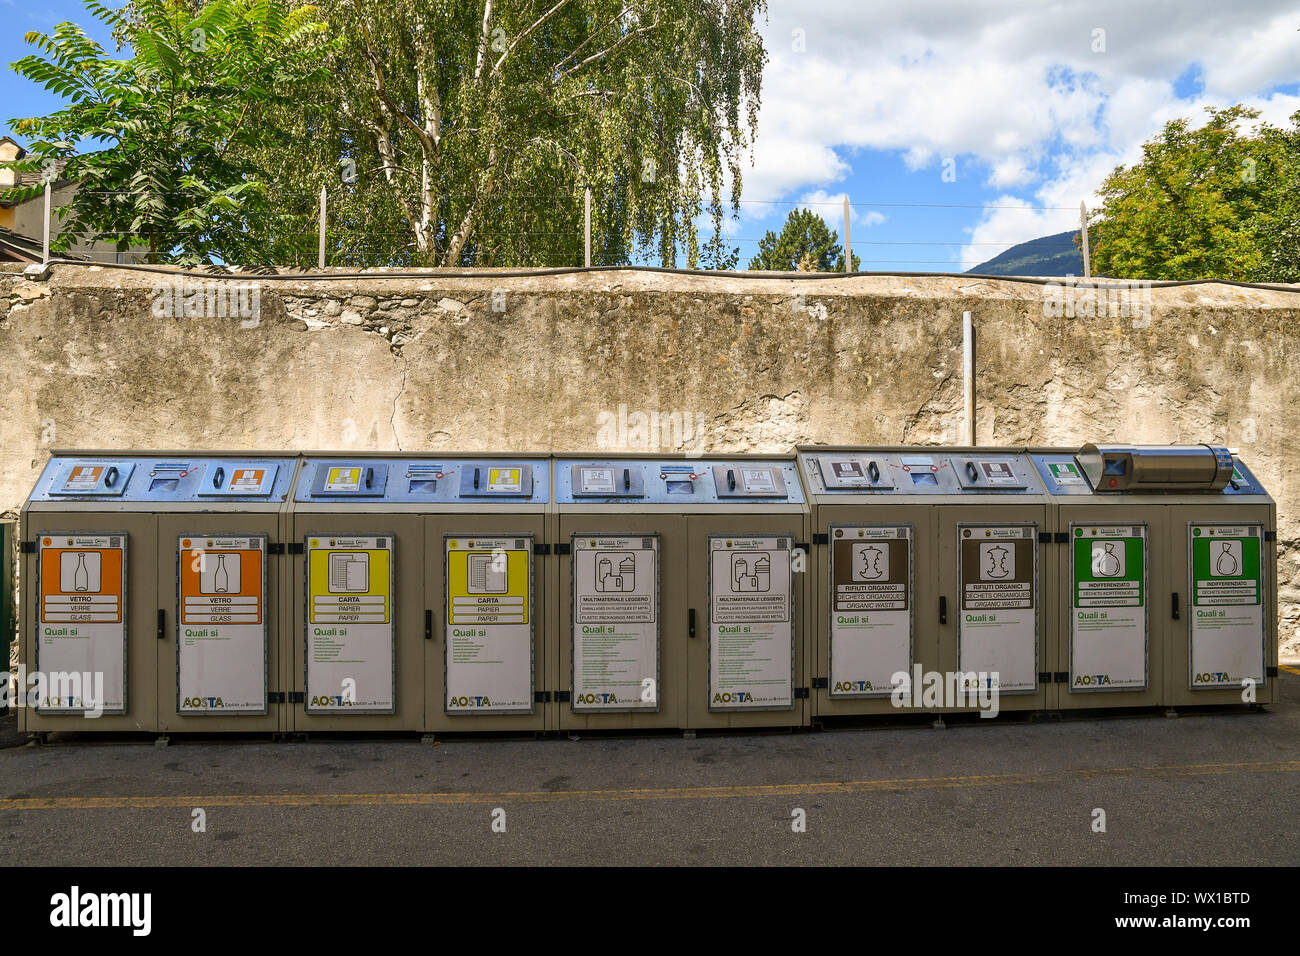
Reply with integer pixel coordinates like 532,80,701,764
3,674,1299,866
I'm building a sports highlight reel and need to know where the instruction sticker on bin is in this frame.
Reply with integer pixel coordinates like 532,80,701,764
445,536,534,713
1189,524,1265,689
572,535,659,711
322,467,363,492
958,525,1038,693
830,526,911,697
305,534,394,713
708,535,794,710
178,534,267,713
36,533,127,714
1069,525,1147,691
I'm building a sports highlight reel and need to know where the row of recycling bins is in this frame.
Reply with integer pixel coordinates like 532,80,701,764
17,444,1279,735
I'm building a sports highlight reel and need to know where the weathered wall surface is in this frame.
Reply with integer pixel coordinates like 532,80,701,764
2,263,1297,654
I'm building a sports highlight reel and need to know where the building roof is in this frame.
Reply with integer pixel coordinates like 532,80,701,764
0,225,42,263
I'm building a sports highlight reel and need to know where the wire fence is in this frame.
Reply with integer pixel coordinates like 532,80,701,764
14,184,1091,274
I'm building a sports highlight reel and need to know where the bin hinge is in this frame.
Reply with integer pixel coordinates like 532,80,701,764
1054,672,1069,683
1038,671,1052,684
554,542,572,555
19,540,36,554
812,533,829,545
267,692,286,704
1266,666,1279,677
267,542,285,555
1264,531,1277,542
794,687,810,699
288,692,305,703
795,541,810,553
811,677,829,689
1038,531,1052,543
424,609,433,641
288,543,305,555
553,690,572,703
533,543,552,556
534,691,552,703
1055,532,1069,543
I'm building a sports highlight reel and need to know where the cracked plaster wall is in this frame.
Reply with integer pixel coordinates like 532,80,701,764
2,264,1297,656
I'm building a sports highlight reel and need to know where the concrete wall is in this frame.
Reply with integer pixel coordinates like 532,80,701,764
2,263,1297,655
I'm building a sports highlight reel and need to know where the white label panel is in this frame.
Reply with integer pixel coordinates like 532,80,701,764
1070,524,1147,691
571,535,659,711
958,525,1038,693
36,533,127,714
708,535,794,710
446,536,534,713
1189,524,1266,689
178,534,268,713
829,525,911,697
306,534,394,712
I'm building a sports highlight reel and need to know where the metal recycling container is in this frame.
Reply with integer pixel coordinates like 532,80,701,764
1033,445,1277,710
19,452,298,734
288,454,550,734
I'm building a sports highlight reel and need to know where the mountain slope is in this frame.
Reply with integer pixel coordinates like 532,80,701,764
966,230,1082,276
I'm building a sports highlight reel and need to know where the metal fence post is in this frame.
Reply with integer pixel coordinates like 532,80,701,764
843,195,852,273
584,185,592,268
1080,200,1091,278
318,186,327,270
42,180,51,264
963,310,976,445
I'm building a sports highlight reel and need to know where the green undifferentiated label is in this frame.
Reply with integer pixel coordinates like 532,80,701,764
1069,524,1146,691
1189,524,1265,689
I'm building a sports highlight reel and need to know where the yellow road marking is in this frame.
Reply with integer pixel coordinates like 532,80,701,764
1279,664,1300,677
4,760,1299,811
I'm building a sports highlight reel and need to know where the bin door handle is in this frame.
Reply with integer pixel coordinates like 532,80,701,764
364,467,373,489
727,468,736,491
473,467,481,490
939,595,948,625
623,467,630,491
157,608,166,640
212,466,224,489
424,609,433,640
105,466,118,488
966,461,979,482
688,608,697,638
1171,592,1180,620
868,460,880,483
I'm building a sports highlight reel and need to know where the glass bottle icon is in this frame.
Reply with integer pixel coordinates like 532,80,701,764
214,554,230,593
73,552,89,592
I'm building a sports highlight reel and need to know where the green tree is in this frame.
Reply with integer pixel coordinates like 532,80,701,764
4,0,330,263
247,0,766,267
747,207,860,271
1090,106,1299,282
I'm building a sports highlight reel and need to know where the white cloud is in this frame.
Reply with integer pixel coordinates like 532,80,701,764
741,0,1300,261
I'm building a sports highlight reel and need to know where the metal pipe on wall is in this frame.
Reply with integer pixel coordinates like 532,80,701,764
963,310,975,445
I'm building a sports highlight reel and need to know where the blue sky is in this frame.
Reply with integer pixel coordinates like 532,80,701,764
5,0,1299,270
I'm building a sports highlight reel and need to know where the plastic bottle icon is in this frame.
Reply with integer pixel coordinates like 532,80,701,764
73,552,89,592
214,554,230,593
1215,542,1239,576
